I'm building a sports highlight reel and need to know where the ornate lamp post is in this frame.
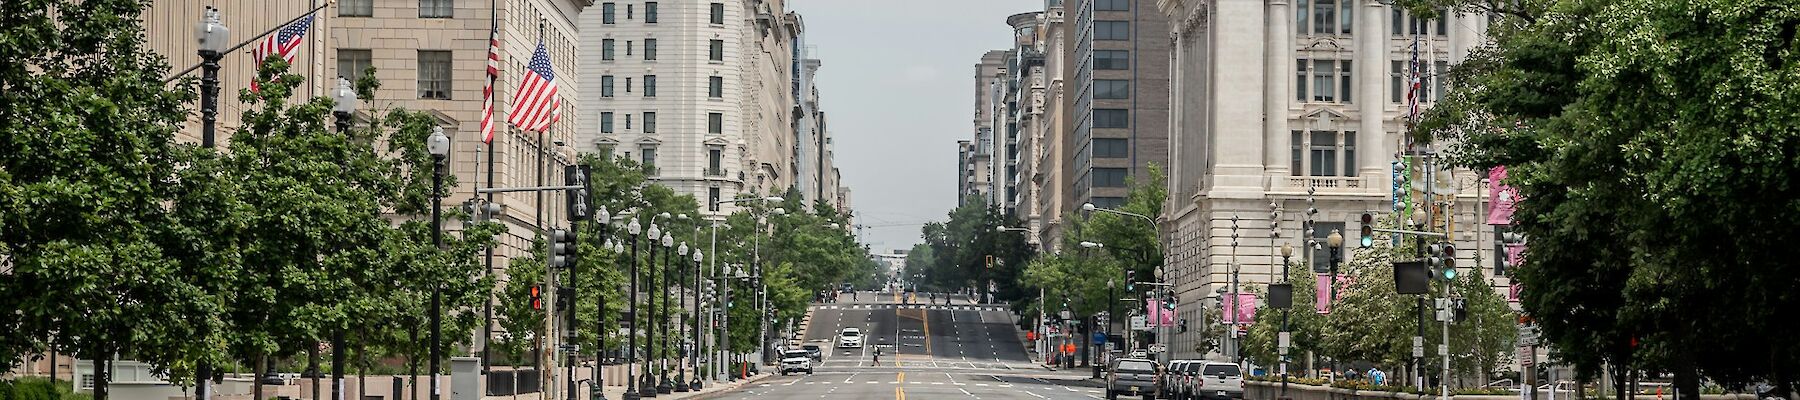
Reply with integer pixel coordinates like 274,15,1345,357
658,232,675,394
689,249,704,390
641,222,662,398
426,127,450,400
624,218,643,400
194,7,229,149
674,242,690,392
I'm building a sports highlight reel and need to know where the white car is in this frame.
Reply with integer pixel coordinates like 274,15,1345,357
780,350,814,375
838,328,863,348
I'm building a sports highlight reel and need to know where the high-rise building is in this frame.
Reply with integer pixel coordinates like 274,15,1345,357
964,50,1007,206
578,0,838,220
1036,0,1073,251
997,11,1048,248
1155,0,1494,361
1067,0,1169,210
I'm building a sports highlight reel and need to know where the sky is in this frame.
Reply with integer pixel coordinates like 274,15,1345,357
787,0,1041,255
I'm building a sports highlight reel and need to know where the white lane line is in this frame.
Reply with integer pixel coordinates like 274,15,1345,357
958,388,979,399
975,383,990,387
844,372,858,384
1022,391,1048,399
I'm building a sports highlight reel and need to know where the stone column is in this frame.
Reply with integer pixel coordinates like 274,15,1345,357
1206,0,1268,198
1266,0,1293,178
1358,0,1388,180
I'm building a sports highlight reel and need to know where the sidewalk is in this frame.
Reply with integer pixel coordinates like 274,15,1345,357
595,372,774,400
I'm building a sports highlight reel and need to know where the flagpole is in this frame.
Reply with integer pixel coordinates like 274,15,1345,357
162,2,332,84
479,0,500,381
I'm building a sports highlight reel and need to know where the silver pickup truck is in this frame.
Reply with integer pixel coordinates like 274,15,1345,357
1107,358,1162,400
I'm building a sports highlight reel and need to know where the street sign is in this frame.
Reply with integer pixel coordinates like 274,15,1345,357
1412,336,1425,358
1093,332,1107,345
1149,344,1167,354
1519,345,1534,367
1130,315,1148,331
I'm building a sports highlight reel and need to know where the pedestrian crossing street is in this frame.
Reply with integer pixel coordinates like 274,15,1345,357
812,304,1007,311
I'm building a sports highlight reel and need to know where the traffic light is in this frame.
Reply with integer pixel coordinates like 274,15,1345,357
530,284,544,310
564,165,592,221
1178,318,1189,333
550,228,576,270
1500,229,1526,275
1452,298,1468,322
1359,213,1375,248
1162,291,1176,311
1428,242,1458,280
1125,270,1136,292
556,285,575,314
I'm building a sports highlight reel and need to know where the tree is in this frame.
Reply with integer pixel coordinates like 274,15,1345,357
1403,0,1800,394
0,2,219,399
1242,260,1326,370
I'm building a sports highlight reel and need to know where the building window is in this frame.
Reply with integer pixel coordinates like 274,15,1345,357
419,0,453,18
1095,21,1129,40
624,77,632,93
640,147,657,173
1093,138,1129,158
1434,60,1448,101
1297,59,1351,103
1094,50,1129,70
602,39,615,60
600,112,614,133
1094,0,1128,11
626,3,634,19
646,2,659,23
337,49,371,80
644,75,657,97
1094,168,1129,187
1394,9,1451,36
707,147,724,176
1094,109,1128,128
1094,79,1129,99
643,112,656,133
624,113,632,130
644,38,658,60
601,75,614,97
626,41,633,56
417,50,451,99
708,76,723,98
602,2,616,24
709,39,724,61
708,187,722,211
340,0,372,17
599,144,616,161
708,112,724,134
1391,60,1404,103
710,3,725,24
1293,130,1357,177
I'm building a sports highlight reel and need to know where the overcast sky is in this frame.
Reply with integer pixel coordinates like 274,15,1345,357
788,0,1040,255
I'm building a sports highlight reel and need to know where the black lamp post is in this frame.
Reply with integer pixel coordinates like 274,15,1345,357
688,249,704,390
624,217,642,400
329,76,357,400
1327,229,1344,382
195,6,229,150
674,242,690,393
590,207,613,400
641,222,661,399
1280,242,1293,397
658,233,675,394
427,126,450,400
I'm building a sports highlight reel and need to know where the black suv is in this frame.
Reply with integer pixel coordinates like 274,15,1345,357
1106,358,1162,400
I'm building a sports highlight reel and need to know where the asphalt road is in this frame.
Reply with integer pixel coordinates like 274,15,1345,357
720,292,1104,399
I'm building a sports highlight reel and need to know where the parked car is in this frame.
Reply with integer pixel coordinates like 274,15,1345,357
779,350,814,375
1164,360,1206,400
838,327,864,348
1161,360,1190,400
802,344,823,360
1106,358,1162,400
1194,362,1244,400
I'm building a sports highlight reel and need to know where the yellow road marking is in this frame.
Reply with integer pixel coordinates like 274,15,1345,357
922,308,933,354
899,372,905,383
896,386,906,400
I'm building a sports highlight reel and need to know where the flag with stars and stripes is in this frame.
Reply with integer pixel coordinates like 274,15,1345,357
506,41,561,132
250,13,315,92
481,28,501,143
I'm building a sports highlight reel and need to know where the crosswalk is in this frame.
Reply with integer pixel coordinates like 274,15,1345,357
813,304,1007,311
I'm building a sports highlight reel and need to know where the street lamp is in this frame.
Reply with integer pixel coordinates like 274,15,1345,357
1082,202,1167,363
687,249,704,391
1326,229,1344,382
640,222,661,399
674,242,690,393
625,217,643,400
426,126,449,400
332,77,357,134
1279,242,1294,396
194,6,229,149
658,232,675,394
589,207,613,400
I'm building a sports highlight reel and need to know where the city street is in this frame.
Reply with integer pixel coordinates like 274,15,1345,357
705,291,1104,399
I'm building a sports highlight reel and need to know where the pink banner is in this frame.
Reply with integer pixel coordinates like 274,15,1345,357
1315,275,1354,314
1488,166,1520,225
1507,243,1526,269
1508,282,1523,303
1219,293,1258,325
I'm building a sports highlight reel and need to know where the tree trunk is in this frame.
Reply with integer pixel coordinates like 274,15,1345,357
93,354,110,400
310,345,320,400
410,325,419,400
1675,367,1700,400
254,354,267,400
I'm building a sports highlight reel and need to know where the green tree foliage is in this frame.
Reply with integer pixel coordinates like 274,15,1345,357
1242,261,1325,368
1403,0,1800,392
1017,164,1165,330
0,1,216,396
917,199,1034,302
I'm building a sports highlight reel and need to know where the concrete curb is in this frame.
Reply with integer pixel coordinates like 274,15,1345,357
676,373,776,400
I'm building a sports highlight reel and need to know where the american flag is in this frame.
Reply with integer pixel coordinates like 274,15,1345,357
506,41,561,132
250,13,315,92
480,28,501,143
1405,37,1422,121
